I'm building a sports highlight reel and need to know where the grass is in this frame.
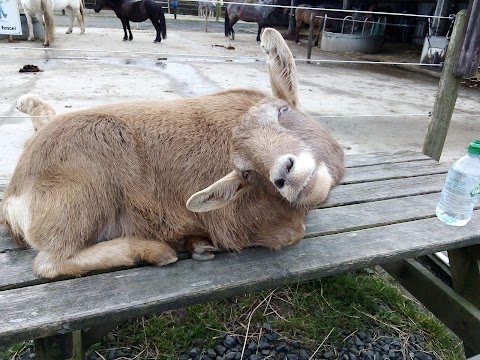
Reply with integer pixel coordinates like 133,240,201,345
1,268,465,360
87,268,464,359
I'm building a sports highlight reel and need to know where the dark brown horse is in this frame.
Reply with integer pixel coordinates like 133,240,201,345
225,0,278,42
94,0,167,43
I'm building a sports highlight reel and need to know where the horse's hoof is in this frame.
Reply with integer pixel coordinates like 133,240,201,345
296,42,301,45
27,37,34,41
65,30,72,34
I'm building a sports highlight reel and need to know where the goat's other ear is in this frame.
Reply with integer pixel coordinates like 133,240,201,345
186,171,253,212
260,28,299,108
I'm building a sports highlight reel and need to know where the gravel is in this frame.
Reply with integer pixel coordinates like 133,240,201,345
9,326,438,359
168,329,437,360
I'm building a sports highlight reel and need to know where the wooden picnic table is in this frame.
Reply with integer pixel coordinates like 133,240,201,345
1,150,479,358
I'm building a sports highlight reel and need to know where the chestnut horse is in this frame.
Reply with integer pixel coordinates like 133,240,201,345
294,3,344,45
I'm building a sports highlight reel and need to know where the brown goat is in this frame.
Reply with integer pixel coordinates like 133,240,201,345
2,28,345,278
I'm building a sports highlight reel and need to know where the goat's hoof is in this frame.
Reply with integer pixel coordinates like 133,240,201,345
155,252,178,266
65,30,72,34
192,251,215,261
191,243,217,261
27,37,34,41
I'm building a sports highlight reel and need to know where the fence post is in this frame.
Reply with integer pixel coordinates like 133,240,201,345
306,12,315,64
422,10,467,161
288,0,298,35
455,0,480,78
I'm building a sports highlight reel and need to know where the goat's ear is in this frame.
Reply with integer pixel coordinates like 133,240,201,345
261,28,299,108
186,171,253,212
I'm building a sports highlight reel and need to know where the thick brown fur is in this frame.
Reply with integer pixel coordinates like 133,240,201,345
3,28,345,278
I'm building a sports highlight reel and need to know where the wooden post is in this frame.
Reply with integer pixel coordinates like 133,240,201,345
288,0,298,36
306,12,315,64
216,1,220,21
34,332,83,360
205,8,208,32
455,0,480,78
448,245,480,356
422,10,467,161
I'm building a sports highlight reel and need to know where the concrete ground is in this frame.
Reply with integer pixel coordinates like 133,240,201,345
1,13,479,184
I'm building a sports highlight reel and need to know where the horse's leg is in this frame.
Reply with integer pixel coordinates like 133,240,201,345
150,17,162,43
76,4,86,34
256,21,264,42
65,6,73,33
127,21,133,41
24,11,35,41
314,16,323,46
37,12,49,46
229,15,238,40
295,19,302,44
120,18,128,40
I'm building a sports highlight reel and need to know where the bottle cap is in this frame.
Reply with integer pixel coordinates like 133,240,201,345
468,140,480,155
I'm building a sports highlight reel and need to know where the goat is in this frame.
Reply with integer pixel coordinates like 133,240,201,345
16,93,57,131
2,28,345,279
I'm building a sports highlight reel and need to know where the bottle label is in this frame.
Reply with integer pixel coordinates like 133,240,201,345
471,184,480,198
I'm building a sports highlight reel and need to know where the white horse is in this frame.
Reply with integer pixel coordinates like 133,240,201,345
198,0,215,18
53,0,85,34
20,0,55,46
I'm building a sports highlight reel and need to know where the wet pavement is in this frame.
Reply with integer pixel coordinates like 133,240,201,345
1,12,479,184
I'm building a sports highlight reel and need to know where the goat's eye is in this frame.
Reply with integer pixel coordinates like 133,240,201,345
278,106,289,115
242,170,250,180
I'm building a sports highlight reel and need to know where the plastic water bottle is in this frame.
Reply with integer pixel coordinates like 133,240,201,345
436,140,480,226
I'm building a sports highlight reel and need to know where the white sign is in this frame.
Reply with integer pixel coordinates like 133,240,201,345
0,0,22,35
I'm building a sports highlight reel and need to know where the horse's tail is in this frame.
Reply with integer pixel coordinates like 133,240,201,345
41,0,55,44
158,6,167,39
224,8,230,37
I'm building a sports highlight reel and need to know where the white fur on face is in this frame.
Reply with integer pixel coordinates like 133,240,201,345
270,151,316,202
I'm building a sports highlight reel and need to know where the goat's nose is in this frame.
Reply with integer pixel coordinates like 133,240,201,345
273,157,294,189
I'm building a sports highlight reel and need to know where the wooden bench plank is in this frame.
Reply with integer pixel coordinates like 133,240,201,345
307,192,443,237
327,173,446,207
0,226,17,253
342,159,449,184
0,211,479,345
0,191,446,291
1,174,447,253
345,150,431,167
